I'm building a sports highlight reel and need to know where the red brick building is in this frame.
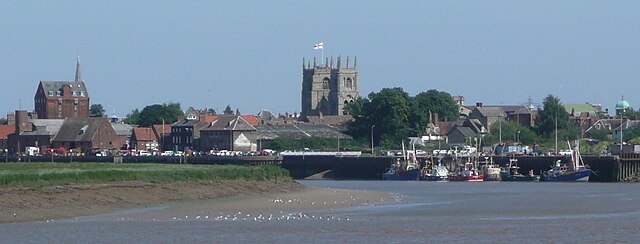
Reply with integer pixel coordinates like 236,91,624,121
34,57,90,119
131,127,158,151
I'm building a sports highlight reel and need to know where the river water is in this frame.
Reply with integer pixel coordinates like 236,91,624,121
2,181,640,243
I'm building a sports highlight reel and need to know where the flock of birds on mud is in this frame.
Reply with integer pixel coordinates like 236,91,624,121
40,189,394,224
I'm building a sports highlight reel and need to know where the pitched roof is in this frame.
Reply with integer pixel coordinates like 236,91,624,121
474,107,506,117
38,81,89,97
451,126,477,137
133,127,157,141
241,115,259,126
202,115,257,131
53,117,110,142
152,124,171,138
111,123,134,136
255,123,350,140
564,104,598,115
0,125,14,140
21,119,65,136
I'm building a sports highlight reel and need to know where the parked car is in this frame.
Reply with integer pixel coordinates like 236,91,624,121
137,150,152,156
160,151,174,156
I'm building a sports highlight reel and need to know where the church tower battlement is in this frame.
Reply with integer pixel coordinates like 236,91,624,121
301,56,359,119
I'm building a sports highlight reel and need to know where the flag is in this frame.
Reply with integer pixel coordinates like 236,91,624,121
314,42,324,50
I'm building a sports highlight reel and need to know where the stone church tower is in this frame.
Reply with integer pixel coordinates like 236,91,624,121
301,56,359,119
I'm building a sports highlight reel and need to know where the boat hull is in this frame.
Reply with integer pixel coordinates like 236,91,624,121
448,175,484,182
500,173,540,182
421,175,448,181
545,169,591,182
382,169,421,181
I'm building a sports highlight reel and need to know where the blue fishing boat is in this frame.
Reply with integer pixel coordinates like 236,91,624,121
545,141,591,182
383,141,421,181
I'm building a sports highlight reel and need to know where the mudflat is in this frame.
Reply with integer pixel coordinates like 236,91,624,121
0,181,389,223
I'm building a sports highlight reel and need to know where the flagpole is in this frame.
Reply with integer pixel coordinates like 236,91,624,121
321,47,324,65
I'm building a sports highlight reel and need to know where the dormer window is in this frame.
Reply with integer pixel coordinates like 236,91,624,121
187,114,197,120
48,91,53,96
56,91,61,96
72,91,77,96
80,91,85,97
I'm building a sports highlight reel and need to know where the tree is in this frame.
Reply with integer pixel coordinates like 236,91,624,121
206,108,217,115
347,87,411,148
124,103,184,126
90,104,106,117
223,105,233,115
535,95,572,137
408,90,459,135
124,109,140,125
483,121,537,145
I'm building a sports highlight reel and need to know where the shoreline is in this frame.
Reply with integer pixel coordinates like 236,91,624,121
0,180,390,223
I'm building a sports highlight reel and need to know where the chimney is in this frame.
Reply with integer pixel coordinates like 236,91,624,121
476,102,483,107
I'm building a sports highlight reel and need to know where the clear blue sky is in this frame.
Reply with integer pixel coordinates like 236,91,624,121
1,1,638,117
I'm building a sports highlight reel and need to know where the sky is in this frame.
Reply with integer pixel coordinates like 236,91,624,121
1,1,639,117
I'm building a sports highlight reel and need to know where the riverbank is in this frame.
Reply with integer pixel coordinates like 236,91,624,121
0,180,390,223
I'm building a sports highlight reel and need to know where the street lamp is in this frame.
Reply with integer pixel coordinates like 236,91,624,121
371,125,376,155
516,130,521,144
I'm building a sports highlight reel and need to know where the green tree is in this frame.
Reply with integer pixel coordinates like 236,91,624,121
408,90,459,135
223,105,233,115
483,121,537,145
347,87,411,148
89,104,106,117
535,95,572,137
124,109,140,125
125,103,184,126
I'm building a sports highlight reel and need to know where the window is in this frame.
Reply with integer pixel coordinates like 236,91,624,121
346,77,353,89
56,91,61,96
80,91,85,97
322,77,330,89
72,91,77,96
48,91,53,96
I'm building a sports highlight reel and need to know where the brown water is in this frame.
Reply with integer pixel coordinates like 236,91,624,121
2,181,640,243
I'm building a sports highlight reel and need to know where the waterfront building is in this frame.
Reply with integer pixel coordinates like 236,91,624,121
34,57,90,119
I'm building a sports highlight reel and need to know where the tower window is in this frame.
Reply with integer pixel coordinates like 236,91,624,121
322,78,330,89
346,78,353,89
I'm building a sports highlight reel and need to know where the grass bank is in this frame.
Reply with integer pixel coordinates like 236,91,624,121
0,163,292,188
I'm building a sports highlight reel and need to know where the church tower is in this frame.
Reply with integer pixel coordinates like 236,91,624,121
301,56,359,119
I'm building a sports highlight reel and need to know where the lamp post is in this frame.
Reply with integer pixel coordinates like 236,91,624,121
516,130,521,144
371,125,376,156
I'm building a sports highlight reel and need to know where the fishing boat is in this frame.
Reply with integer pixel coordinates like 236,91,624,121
382,141,421,181
482,157,501,181
500,157,540,182
421,157,449,181
544,140,591,182
448,162,484,182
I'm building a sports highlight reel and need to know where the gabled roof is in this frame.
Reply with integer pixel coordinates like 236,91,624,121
0,125,14,140
202,115,257,131
152,124,171,138
133,127,157,141
53,117,110,142
111,123,134,136
586,119,622,132
255,123,350,140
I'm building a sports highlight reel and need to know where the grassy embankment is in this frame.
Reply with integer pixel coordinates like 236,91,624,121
0,163,292,188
